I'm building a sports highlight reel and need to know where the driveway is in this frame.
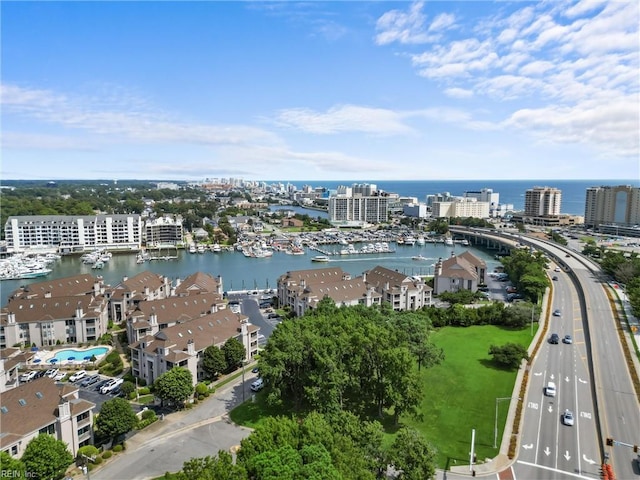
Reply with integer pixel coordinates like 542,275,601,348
90,373,257,480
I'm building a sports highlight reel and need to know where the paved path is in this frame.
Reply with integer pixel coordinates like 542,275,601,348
88,372,258,480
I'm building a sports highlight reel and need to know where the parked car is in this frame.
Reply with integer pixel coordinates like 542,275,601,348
100,378,124,394
94,379,110,391
34,370,47,379
45,368,59,378
549,333,560,344
250,378,264,392
80,374,100,388
69,370,87,382
20,371,37,382
545,381,557,397
563,335,573,344
53,372,66,381
562,409,574,426
251,367,260,374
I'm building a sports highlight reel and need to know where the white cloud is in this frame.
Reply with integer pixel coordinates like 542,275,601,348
375,1,439,45
428,12,455,32
444,87,474,99
274,104,414,135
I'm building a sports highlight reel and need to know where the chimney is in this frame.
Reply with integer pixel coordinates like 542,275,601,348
150,313,158,326
7,312,16,324
75,306,84,318
186,339,195,355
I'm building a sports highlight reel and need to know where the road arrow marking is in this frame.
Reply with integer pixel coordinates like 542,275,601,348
564,451,571,461
579,378,588,384
534,371,542,376
550,374,555,380
522,444,533,450
565,376,570,382
544,447,551,456
548,405,553,413
583,455,596,465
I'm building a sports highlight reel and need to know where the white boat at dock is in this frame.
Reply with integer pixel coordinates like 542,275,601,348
311,255,330,262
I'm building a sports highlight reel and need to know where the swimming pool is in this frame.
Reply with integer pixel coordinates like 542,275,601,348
51,346,109,362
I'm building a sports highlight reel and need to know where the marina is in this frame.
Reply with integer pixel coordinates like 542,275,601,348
0,232,504,305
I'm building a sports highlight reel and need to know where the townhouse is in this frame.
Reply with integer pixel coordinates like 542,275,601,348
105,271,172,323
1,377,95,458
362,266,432,311
129,309,259,386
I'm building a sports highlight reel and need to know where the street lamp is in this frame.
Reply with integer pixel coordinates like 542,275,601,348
241,360,246,403
494,397,521,449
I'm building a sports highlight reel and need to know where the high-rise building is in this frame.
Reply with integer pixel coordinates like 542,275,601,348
328,184,390,224
524,187,562,216
584,185,640,229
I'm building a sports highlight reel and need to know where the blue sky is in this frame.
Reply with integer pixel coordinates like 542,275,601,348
1,1,638,182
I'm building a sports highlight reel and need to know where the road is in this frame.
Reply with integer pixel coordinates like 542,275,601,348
91,373,257,480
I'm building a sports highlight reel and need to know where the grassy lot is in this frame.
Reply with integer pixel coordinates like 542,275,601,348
230,324,533,469
398,325,532,468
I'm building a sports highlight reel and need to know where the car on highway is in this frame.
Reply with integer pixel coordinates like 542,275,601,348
563,334,573,344
69,370,87,382
562,409,574,426
554,267,561,272
549,333,560,344
545,381,557,397
552,276,558,281
553,309,562,316
251,367,259,374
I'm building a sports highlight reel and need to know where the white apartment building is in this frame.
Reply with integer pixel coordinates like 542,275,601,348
4,215,142,254
584,185,640,229
463,188,513,217
144,216,184,247
524,187,561,216
328,184,391,224
432,198,490,219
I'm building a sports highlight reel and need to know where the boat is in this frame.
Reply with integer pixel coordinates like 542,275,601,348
445,237,454,246
211,243,222,253
311,255,330,262
412,255,428,261
416,236,425,246
92,261,104,269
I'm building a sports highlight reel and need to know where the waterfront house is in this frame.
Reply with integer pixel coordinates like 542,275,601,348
433,251,487,295
277,267,352,315
294,277,382,316
0,377,95,458
6,274,106,302
173,272,224,297
129,310,259,386
362,265,433,311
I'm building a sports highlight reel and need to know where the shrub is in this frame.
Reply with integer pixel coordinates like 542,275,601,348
198,395,205,401
138,387,150,395
128,392,137,400
112,445,123,453
77,445,100,460
195,383,208,396
137,378,147,387
93,456,103,465
102,451,113,460
141,409,156,420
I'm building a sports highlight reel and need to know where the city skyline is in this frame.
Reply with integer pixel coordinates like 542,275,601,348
1,1,638,182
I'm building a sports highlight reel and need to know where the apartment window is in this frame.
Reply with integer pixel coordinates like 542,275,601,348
11,445,18,456
77,411,90,422
39,423,56,435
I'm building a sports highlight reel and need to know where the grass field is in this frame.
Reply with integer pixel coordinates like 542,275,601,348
229,324,534,469
399,325,532,468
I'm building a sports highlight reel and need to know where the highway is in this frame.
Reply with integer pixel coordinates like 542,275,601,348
451,227,640,479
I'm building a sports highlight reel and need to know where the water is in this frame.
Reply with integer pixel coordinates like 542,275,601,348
52,346,109,362
0,242,503,305
273,179,639,216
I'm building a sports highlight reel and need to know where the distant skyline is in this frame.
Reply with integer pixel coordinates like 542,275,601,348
1,1,638,182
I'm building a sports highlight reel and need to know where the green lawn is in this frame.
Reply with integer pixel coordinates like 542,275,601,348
399,325,532,468
229,324,534,469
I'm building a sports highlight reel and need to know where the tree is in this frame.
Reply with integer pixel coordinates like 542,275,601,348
154,367,194,407
21,434,73,480
178,451,247,480
96,397,138,444
488,343,529,369
202,345,227,379
387,427,437,480
1,451,26,479
222,337,246,372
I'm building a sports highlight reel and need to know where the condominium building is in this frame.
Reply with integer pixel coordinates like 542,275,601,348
524,187,562,216
433,251,487,295
328,184,391,224
584,185,640,230
144,216,184,247
432,198,490,219
4,214,143,254
1,377,95,458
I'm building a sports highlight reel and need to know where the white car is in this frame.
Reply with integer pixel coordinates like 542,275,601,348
100,378,123,394
562,409,575,426
250,378,264,392
20,371,37,382
69,370,87,382
545,381,557,397
46,368,59,378
53,372,66,381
